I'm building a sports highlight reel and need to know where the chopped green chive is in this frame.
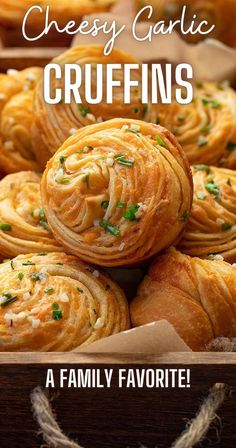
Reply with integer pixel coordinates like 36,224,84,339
198,136,208,147
0,223,12,231
45,287,54,294
125,127,140,135
101,201,109,209
193,165,211,174
177,115,185,122
114,154,134,167
10,260,14,271
39,221,51,232
222,222,233,231
123,204,140,222
156,116,161,125
31,272,44,282
22,260,35,266
52,302,59,310
196,82,203,88
93,308,97,315
205,179,220,198
52,310,62,320
37,252,48,256
202,98,221,109
77,288,84,293
58,177,71,185
227,178,232,187
133,107,140,114
0,294,18,308
156,135,167,147
59,155,67,165
18,272,24,281
78,104,91,117
99,219,120,237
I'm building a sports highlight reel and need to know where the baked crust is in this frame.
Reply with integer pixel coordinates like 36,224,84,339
149,81,236,168
130,248,236,351
0,252,129,351
41,118,193,267
0,171,62,258
32,45,148,168
179,166,236,263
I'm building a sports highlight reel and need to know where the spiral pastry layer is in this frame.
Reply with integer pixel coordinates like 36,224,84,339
41,118,193,267
149,81,236,168
0,91,41,173
32,45,148,167
137,0,236,47
0,0,115,28
179,165,236,263
0,171,62,258
0,252,129,351
130,248,236,351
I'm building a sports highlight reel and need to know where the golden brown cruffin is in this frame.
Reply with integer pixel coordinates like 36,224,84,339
179,165,236,263
0,252,129,351
0,68,42,114
32,45,149,168
41,118,193,267
137,0,236,47
0,91,41,173
149,81,236,168
0,0,116,28
130,248,236,351
0,171,62,258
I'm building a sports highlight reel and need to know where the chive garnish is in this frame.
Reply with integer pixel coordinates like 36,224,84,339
52,302,59,310
205,179,220,198
123,205,140,222
202,99,221,109
193,165,211,174
0,223,12,231
156,135,167,147
45,287,54,294
227,178,232,187
39,221,51,232
31,272,44,282
52,310,62,320
198,137,208,147
58,178,71,185
10,260,14,271
114,154,134,167
101,201,109,209
77,288,84,293
0,293,18,308
99,219,120,237
78,104,91,117
222,222,233,231
22,260,35,266
18,272,24,281
177,115,185,122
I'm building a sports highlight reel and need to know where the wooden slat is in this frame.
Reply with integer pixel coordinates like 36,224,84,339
0,47,64,71
0,352,236,364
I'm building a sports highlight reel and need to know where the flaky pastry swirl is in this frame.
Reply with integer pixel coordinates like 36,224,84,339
179,165,236,263
0,252,129,351
32,45,148,168
0,91,41,173
41,118,193,267
149,81,236,169
0,171,61,258
130,248,236,351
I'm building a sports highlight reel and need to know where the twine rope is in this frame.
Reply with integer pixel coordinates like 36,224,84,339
31,336,234,448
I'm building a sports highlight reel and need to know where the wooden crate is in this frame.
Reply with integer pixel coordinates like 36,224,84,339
0,353,236,448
